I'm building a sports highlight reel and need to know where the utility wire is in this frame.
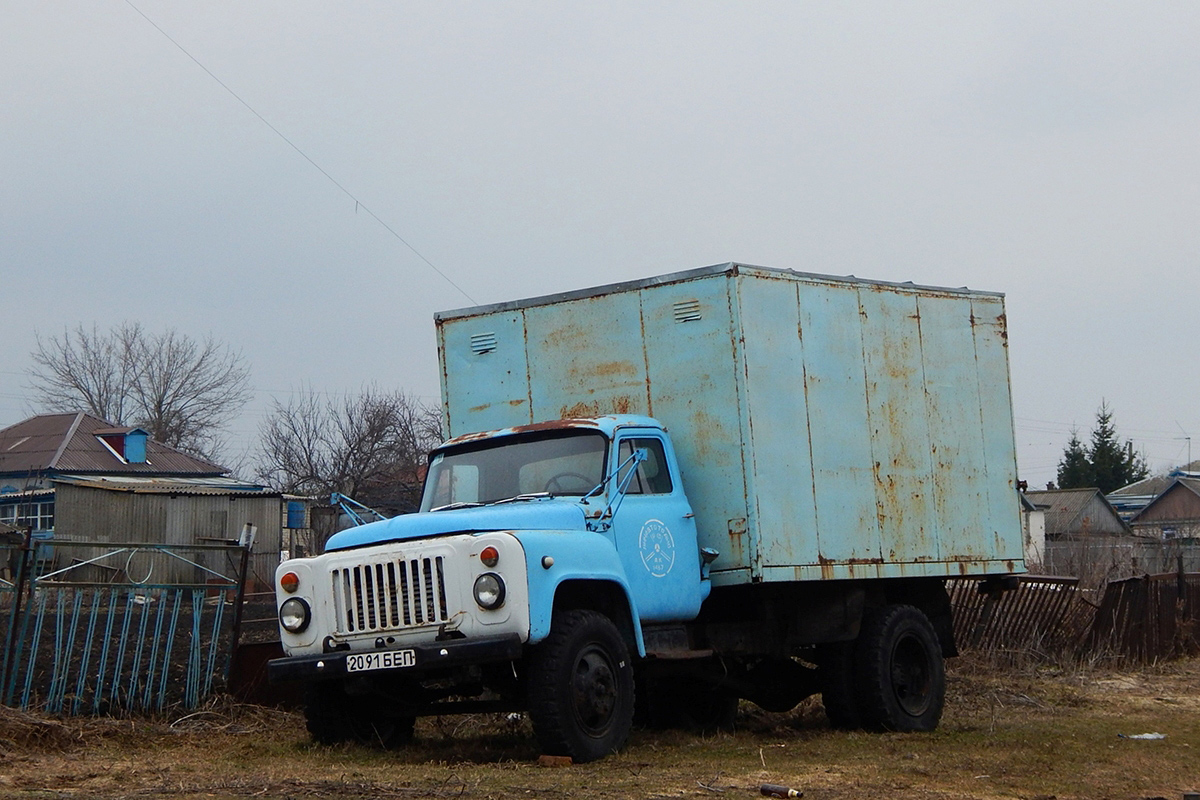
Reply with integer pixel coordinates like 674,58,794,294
123,1,477,305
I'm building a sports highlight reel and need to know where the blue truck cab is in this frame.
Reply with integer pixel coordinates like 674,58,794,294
270,263,1026,762
270,415,712,761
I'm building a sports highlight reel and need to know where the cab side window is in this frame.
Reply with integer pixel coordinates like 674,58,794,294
617,438,673,495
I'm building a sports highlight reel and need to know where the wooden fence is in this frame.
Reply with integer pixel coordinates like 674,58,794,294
950,568,1200,663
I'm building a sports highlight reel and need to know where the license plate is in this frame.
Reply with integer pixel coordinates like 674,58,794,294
345,649,417,673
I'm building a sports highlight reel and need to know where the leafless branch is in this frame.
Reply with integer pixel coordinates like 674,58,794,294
26,323,251,462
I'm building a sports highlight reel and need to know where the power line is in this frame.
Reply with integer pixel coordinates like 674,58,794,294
122,1,477,306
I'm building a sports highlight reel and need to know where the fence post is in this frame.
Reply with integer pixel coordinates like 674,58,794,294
226,524,256,682
1,527,35,704
1179,555,1187,611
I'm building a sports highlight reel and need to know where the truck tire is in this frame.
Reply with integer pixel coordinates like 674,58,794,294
854,604,945,732
305,682,415,749
527,609,635,763
816,641,862,730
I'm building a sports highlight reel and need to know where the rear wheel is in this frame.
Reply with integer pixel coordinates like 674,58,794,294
527,610,635,762
305,682,415,749
854,604,944,732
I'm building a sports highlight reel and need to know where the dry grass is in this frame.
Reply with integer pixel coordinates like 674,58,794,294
2,654,1199,799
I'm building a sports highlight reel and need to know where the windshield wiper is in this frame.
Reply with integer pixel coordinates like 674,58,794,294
493,493,552,505
430,501,486,512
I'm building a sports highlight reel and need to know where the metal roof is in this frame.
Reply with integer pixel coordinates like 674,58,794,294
53,474,279,497
435,262,1004,322
1128,477,1200,524
1023,488,1126,536
0,413,225,479
1110,460,1200,497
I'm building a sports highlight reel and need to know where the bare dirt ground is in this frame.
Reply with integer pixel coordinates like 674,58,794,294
2,654,1198,800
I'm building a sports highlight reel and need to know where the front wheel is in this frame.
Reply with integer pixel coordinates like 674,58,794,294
854,604,945,732
527,610,635,763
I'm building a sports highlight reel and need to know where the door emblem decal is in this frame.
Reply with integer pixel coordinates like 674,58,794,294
639,519,675,577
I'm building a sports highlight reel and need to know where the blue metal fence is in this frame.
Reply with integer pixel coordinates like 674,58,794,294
1,535,250,714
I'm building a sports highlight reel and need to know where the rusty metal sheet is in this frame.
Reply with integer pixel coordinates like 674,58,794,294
859,285,938,564
737,275,818,573
639,274,751,574
523,290,651,423
796,278,882,567
438,310,531,435
971,297,1022,562
918,294,990,560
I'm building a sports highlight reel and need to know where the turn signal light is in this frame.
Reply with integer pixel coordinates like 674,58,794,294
280,571,300,593
480,546,499,567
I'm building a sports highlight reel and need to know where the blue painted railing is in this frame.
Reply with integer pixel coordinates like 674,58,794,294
0,537,249,714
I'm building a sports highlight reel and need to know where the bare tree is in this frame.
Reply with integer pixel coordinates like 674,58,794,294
256,386,442,516
28,323,252,460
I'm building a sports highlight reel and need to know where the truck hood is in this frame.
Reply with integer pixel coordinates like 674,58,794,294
323,500,589,552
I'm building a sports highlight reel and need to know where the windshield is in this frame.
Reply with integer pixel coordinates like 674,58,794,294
420,430,608,511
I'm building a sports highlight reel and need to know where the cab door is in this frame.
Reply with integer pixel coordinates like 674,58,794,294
609,431,706,622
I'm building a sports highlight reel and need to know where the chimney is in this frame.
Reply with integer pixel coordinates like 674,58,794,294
96,427,149,464
124,429,148,463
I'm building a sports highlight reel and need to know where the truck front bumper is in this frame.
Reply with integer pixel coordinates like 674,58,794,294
268,633,524,684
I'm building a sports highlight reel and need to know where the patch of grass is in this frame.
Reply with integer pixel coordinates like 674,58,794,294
2,655,1199,798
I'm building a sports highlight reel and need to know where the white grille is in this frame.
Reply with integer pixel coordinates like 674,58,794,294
331,555,449,635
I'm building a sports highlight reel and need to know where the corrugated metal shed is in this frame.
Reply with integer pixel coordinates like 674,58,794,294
0,412,224,480
52,481,291,592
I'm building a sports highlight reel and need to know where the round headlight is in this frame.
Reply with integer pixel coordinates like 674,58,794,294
473,573,506,610
279,597,311,633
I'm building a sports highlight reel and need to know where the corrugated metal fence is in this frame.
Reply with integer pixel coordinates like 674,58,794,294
1,534,251,714
950,569,1200,663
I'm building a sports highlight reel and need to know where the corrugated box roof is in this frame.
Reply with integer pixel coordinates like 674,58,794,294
0,412,225,478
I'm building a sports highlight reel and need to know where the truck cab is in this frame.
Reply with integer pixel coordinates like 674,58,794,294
270,415,709,761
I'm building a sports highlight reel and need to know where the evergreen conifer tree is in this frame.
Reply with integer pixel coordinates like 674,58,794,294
1055,401,1149,493
1056,429,1092,489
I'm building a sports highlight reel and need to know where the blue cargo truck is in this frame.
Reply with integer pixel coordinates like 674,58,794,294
269,263,1025,762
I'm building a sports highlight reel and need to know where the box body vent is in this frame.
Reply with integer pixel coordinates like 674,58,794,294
470,332,498,354
673,300,702,323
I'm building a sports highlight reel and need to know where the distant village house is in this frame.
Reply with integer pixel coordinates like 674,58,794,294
0,412,310,591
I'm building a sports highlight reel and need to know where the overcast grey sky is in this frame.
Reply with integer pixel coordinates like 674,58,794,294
3,2,1198,488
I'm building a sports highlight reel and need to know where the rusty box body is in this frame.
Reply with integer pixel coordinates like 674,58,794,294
435,263,1025,587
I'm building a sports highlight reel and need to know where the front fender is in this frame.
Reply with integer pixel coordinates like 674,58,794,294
514,530,645,656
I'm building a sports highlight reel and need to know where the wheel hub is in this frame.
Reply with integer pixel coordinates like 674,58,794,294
572,646,618,733
891,633,933,715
